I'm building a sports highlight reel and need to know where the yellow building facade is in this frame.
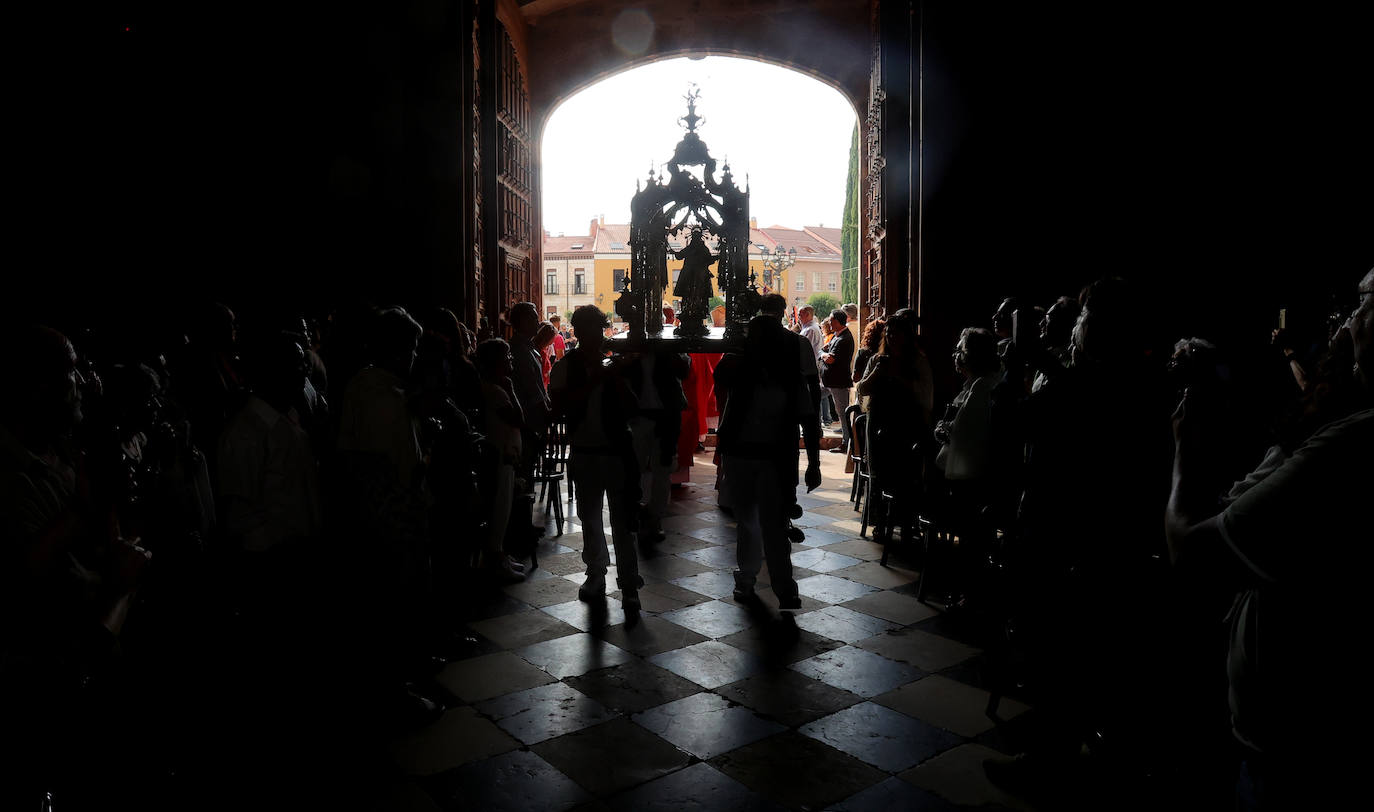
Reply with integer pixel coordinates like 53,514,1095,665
590,222,789,320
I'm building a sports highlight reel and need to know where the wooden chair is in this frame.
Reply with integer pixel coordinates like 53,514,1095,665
846,405,868,509
534,419,570,536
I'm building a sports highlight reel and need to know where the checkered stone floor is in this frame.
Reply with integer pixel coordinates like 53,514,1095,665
387,451,1044,811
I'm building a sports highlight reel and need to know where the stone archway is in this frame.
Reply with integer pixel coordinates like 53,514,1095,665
519,0,917,327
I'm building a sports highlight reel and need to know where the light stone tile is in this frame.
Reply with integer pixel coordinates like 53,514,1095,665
857,628,981,673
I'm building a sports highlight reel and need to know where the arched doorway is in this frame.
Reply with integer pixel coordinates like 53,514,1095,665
538,56,861,333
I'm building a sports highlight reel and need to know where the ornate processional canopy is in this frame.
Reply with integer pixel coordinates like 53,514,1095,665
613,86,758,349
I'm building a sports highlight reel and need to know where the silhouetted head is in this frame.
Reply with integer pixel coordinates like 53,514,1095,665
955,327,1000,379
475,338,513,381
879,313,917,359
830,309,848,327
0,325,85,440
843,303,858,323
1041,296,1081,346
992,298,1019,339
368,306,422,378
192,302,237,352
534,322,557,351
759,293,787,319
242,331,307,413
510,302,540,338
1072,277,1145,367
571,305,609,356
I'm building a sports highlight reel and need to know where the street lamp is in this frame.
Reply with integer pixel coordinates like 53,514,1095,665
759,245,796,293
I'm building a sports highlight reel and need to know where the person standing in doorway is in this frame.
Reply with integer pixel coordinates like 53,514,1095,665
715,295,822,610
820,309,856,453
549,306,643,614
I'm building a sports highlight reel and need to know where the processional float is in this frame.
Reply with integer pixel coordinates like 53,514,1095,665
612,87,760,351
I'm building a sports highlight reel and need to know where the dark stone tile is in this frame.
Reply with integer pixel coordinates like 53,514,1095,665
638,554,713,583
647,533,711,556
467,610,583,651
830,561,921,590
790,645,923,698
434,651,556,703
899,743,1040,810
565,659,703,715
424,749,591,811
825,776,960,812
719,619,846,667
710,731,886,810
648,640,767,689
474,681,618,745
715,669,864,728
910,606,1004,648
874,674,1030,739
638,580,713,612
632,692,785,759
537,550,591,576
659,514,715,533
532,718,692,798
460,593,535,622
592,615,710,657
800,702,963,772
388,705,520,776
604,762,788,812
659,599,754,638
516,632,636,678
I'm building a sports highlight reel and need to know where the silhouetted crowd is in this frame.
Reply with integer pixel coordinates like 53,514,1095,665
0,300,578,809
845,272,1373,810
2,268,1369,810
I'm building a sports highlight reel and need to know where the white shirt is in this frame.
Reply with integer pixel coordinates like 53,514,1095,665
799,321,823,360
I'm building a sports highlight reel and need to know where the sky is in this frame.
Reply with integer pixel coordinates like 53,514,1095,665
540,56,858,239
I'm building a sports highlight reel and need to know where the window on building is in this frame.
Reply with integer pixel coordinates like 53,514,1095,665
828,279,837,292
574,269,586,294
613,268,627,291
546,271,558,293
813,272,821,289
795,278,805,291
